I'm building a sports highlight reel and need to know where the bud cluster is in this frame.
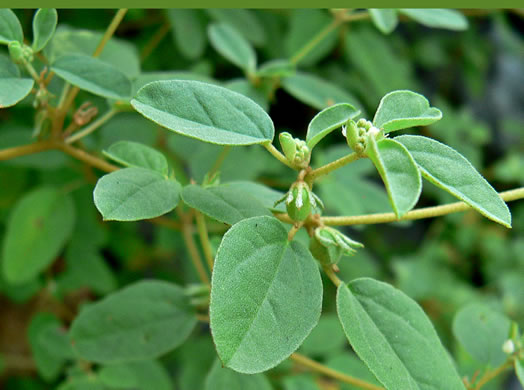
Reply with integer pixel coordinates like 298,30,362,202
279,132,311,169
309,226,364,266
8,41,34,65
343,118,382,155
275,181,323,222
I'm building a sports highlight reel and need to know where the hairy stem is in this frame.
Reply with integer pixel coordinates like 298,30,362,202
195,211,215,272
263,142,296,170
65,109,118,144
59,143,119,172
179,209,210,285
0,141,56,161
307,152,360,183
323,265,342,287
290,353,384,390
321,187,524,226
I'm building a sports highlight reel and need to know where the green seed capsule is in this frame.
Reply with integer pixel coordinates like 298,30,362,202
286,186,311,222
309,234,343,266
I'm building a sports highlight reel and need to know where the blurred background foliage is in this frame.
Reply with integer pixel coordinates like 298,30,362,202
0,8,523,390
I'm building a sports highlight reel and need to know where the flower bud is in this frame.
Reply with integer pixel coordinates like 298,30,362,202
309,226,364,266
279,132,311,168
502,339,515,354
8,41,34,64
279,132,297,163
286,183,311,222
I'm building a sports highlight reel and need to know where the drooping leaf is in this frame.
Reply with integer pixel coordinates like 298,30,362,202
0,54,34,108
306,103,360,149
373,90,442,132
210,216,322,373
367,137,421,217
32,8,58,52
337,278,465,390
69,280,197,363
206,9,266,46
369,9,399,34
181,184,271,225
167,9,206,60
399,9,468,31
131,80,274,145
0,9,23,44
93,167,180,221
452,303,510,367
396,135,512,227
103,141,169,175
208,23,256,73
2,187,75,284
51,54,133,99
205,359,272,390
282,73,361,111
99,360,173,390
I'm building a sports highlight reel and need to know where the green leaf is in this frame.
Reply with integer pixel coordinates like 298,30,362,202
28,313,66,382
181,184,271,225
0,54,34,108
399,9,468,31
210,216,322,373
51,54,133,99
206,9,266,47
2,187,75,284
300,314,347,357
369,9,398,34
38,323,75,360
326,352,381,390
282,73,361,111
367,137,421,217
256,59,295,78
222,181,286,213
452,303,510,367
373,90,442,132
396,135,512,227
99,360,172,390
306,103,360,149
32,8,58,52
167,9,206,60
131,80,274,145
205,359,272,390
103,141,169,175
337,278,465,390
225,79,269,112
516,359,524,387
69,280,197,363
283,374,321,390
208,23,256,73
93,167,181,221
0,9,23,44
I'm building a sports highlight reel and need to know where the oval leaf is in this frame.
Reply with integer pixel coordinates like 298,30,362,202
373,90,442,132
131,80,274,146
2,187,75,284
0,54,34,108
0,9,23,44
208,23,256,73
367,137,421,217
167,9,206,60
282,72,361,111
452,303,511,367
103,141,169,175
369,9,399,34
51,54,132,99
306,103,360,149
337,278,465,390
70,280,197,363
93,167,181,221
205,359,272,390
32,8,58,52
182,184,271,225
399,9,468,31
210,216,322,373
395,135,512,227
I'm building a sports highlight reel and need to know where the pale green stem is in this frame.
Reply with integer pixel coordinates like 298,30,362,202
195,211,215,272
263,142,297,170
290,19,341,65
65,109,118,144
307,152,360,182
208,145,231,179
93,9,128,58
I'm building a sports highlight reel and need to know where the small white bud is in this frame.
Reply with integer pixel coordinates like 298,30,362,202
502,339,515,354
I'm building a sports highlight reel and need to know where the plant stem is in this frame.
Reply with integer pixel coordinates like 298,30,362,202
195,211,215,272
179,209,210,285
307,152,360,182
263,142,296,170
93,9,128,58
140,22,171,62
290,353,384,390
473,360,513,390
321,187,524,227
65,109,118,144
290,19,340,65
323,266,342,287
338,10,371,22
0,141,56,161
59,143,119,172
23,61,40,82
208,145,231,179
